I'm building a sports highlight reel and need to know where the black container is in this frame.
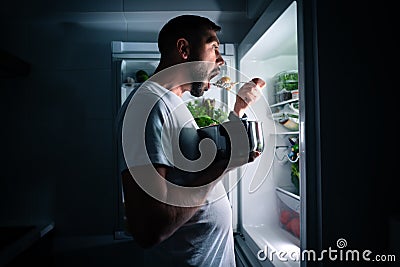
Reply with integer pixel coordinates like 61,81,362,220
197,119,264,163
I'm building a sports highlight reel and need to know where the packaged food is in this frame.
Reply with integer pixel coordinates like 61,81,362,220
279,116,299,131
275,89,292,102
291,90,299,99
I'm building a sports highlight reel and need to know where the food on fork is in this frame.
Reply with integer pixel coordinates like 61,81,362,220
213,76,266,91
214,76,234,90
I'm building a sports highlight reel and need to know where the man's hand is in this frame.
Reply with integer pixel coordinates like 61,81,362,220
234,77,266,118
249,151,261,162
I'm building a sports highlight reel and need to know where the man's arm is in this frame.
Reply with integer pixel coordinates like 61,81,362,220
233,77,266,117
121,159,229,248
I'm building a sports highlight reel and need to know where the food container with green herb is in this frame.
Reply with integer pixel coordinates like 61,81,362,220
273,70,299,103
276,70,298,83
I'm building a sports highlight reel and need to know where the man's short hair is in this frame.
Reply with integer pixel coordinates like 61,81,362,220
158,15,221,55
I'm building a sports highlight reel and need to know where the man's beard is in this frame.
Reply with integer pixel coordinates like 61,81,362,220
190,82,205,97
187,53,219,97
186,51,208,98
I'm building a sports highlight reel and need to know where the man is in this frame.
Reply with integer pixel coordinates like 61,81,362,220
117,15,265,266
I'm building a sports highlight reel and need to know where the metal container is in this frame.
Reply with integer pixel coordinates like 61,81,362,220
197,119,265,163
243,120,264,153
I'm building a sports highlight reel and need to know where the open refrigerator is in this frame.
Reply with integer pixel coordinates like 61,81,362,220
231,1,314,266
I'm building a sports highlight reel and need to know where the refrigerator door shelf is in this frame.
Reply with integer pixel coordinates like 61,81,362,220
276,187,300,210
271,131,299,136
276,187,300,240
270,98,298,108
241,225,300,267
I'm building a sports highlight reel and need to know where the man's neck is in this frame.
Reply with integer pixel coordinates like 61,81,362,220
152,59,190,97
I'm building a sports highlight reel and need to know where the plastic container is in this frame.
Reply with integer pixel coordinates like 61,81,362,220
291,90,299,99
272,104,299,131
273,70,299,103
284,82,298,91
275,89,292,102
275,81,297,91
276,187,300,239
279,116,299,131
276,70,298,83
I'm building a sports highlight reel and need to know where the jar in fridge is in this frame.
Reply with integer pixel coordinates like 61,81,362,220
291,90,299,99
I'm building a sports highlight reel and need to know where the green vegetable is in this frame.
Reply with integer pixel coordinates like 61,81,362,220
292,143,299,153
136,70,149,83
277,71,298,82
275,70,298,92
291,162,300,194
186,98,228,127
284,82,298,91
291,162,300,179
194,116,219,127
286,113,299,119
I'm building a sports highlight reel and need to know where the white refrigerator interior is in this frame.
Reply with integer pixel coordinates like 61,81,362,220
237,2,301,266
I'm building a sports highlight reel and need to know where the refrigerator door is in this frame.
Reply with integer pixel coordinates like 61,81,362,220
234,1,306,266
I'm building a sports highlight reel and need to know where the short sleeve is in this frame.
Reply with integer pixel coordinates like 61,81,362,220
145,101,174,167
120,90,174,171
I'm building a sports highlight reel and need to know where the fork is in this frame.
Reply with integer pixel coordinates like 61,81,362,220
212,81,247,90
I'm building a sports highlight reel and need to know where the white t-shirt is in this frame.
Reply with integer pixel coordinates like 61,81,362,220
116,81,235,267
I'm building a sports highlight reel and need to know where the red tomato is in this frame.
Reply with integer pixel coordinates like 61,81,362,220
290,217,300,238
279,210,292,225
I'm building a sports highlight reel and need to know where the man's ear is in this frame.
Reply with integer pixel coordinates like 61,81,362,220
177,38,190,60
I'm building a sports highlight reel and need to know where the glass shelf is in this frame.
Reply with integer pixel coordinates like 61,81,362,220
270,98,298,108
271,131,299,135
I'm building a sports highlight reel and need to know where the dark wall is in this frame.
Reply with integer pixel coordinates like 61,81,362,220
0,16,125,236
315,0,395,266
